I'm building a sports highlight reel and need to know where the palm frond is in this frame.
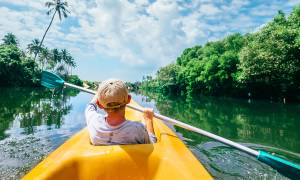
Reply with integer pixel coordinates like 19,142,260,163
46,8,55,15
62,6,71,14
45,2,55,8
57,9,62,20
62,11,68,18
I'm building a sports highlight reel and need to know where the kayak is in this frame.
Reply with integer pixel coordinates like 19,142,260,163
22,100,212,180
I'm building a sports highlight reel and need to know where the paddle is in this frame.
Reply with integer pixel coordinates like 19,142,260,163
41,70,300,179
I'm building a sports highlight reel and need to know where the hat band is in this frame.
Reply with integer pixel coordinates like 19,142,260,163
105,102,126,109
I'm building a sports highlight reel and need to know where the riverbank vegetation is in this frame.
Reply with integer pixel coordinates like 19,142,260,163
0,33,82,87
141,6,300,101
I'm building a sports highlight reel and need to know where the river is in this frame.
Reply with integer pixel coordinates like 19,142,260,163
0,87,299,179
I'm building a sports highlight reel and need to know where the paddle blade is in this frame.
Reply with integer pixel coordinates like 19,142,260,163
258,151,300,179
41,71,65,89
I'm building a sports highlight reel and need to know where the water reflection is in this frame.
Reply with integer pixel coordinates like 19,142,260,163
136,91,300,179
140,91,300,153
0,88,78,139
0,88,88,179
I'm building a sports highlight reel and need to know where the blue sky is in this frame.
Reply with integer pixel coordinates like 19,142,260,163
0,0,299,82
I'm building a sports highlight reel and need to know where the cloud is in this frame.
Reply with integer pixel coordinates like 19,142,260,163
199,4,221,16
0,0,44,10
287,0,300,6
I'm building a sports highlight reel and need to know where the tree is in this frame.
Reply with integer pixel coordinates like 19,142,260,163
156,64,182,94
34,0,70,60
0,44,39,86
0,33,81,87
60,49,68,69
2,33,18,46
27,39,42,59
52,48,61,70
239,10,300,98
68,56,76,75
61,49,72,74
39,47,51,70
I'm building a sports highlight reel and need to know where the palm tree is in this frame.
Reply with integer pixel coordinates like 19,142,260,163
52,48,61,70
56,64,66,76
27,39,42,58
65,54,75,75
68,56,76,75
34,0,70,60
60,49,68,73
39,47,51,70
2,33,18,46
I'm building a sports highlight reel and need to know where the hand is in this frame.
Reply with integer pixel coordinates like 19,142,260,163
143,108,155,135
143,108,154,121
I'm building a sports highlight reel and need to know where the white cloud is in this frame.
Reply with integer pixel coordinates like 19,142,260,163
0,0,44,10
287,0,300,6
64,0,192,67
199,4,221,16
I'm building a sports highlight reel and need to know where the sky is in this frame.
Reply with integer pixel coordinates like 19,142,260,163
0,0,299,82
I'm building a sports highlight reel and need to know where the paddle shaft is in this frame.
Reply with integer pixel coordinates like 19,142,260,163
64,82,96,94
63,82,259,157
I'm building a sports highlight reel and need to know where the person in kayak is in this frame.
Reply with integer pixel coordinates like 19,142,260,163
85,79,157,145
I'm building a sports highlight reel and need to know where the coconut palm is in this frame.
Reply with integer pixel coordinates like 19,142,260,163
2,33,18,46
52,48,61,70
34,0,70,60
39,47,51,70
60,49,68,73
65,54,76,75
69,56,76,75
56,64,66,76
27,39,42,58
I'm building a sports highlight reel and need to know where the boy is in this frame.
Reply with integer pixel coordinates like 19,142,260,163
85,79,157,145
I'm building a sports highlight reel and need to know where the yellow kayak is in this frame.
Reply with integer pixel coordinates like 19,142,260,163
23,100,212,180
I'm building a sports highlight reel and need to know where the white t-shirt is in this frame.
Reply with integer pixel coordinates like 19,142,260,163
85,103,157,145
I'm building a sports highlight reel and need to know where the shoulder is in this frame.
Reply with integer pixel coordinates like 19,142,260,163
123,121,146,132
126,120,144,127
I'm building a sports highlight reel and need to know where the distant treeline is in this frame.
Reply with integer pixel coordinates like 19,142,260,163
0,33,83,87
141,5,300,101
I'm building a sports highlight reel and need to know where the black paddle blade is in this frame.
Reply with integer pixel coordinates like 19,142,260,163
41,71,65,89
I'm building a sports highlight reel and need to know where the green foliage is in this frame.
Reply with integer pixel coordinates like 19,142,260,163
27,39,41,57
0,44,40,86
66,75,83,86
0,33,82,87
2,33,18,46
83,80,99,90
141,63,183,94
125,81,140,92
141,5,300,100
239,7,300,98
170,33,244,96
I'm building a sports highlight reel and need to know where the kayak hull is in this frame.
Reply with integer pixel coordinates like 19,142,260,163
23,100,212,180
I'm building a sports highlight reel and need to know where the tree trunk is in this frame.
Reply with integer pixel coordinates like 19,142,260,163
34,10,57,61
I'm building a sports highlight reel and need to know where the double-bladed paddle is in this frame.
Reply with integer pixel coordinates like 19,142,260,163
41,70,300,179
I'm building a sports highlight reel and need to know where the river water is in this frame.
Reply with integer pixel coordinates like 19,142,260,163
0,88,299,179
